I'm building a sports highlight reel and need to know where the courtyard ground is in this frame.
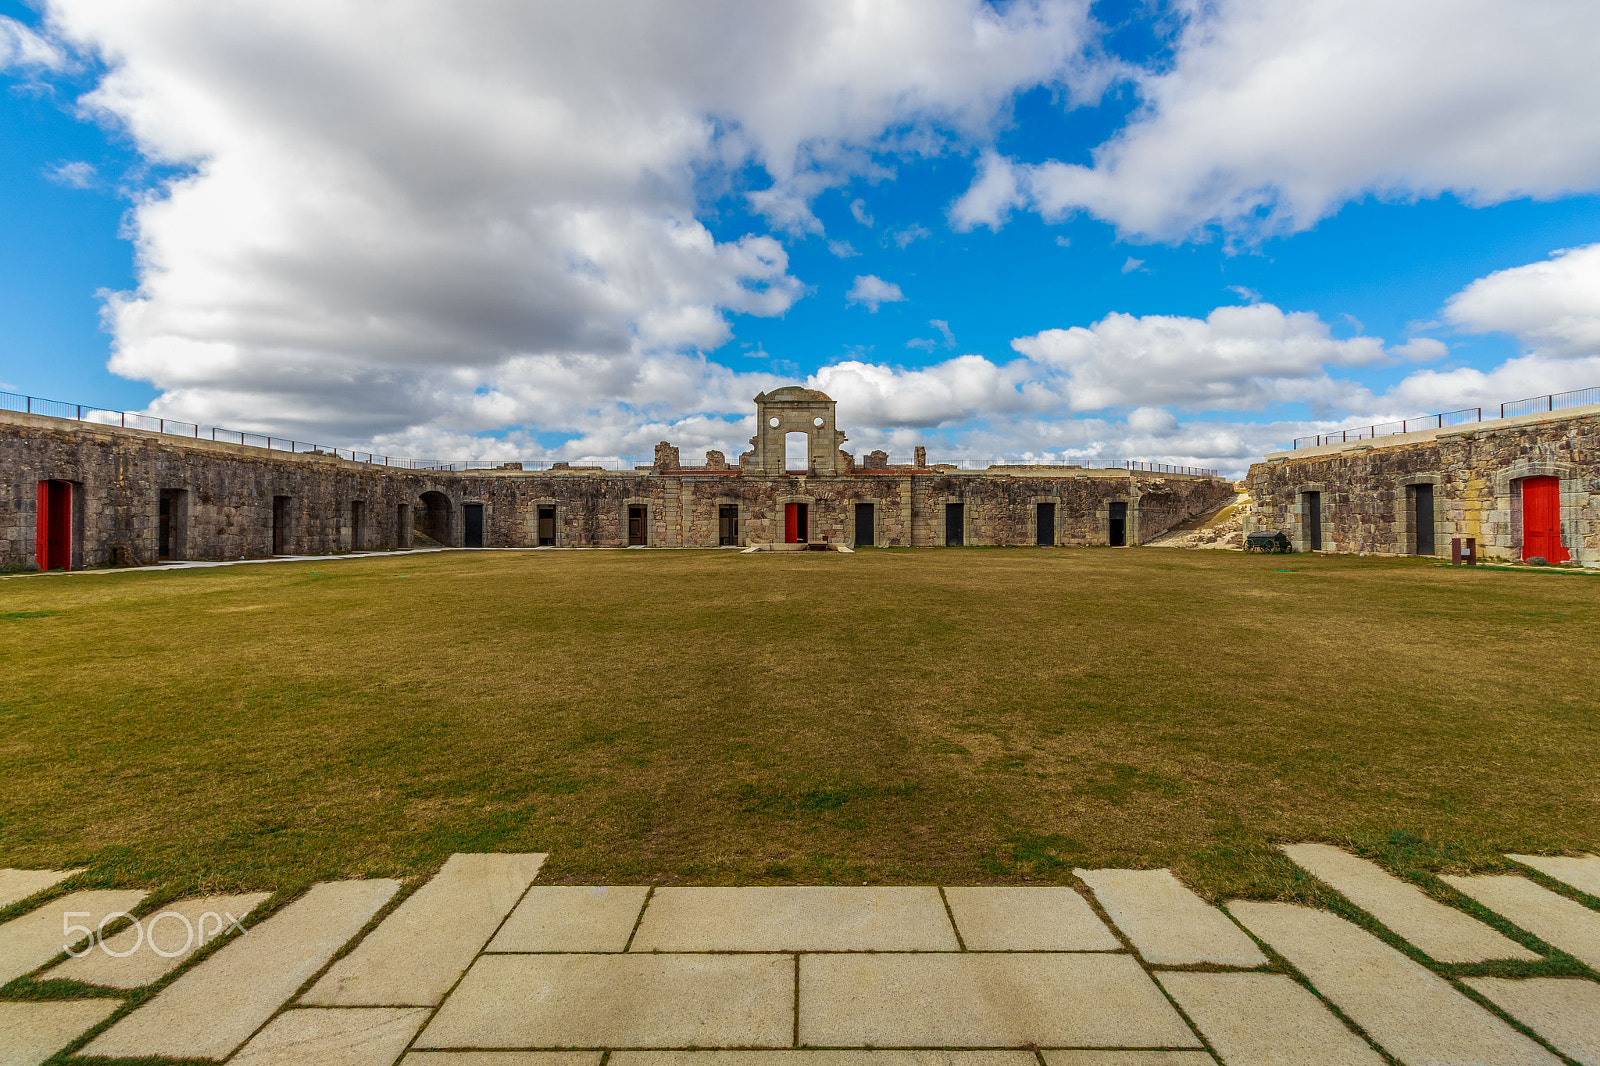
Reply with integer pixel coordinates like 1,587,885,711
1,547,1597,903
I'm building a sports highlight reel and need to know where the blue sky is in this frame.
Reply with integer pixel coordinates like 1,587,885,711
3,0,1599,474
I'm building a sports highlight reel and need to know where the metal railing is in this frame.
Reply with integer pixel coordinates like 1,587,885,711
1293,386,1600,449
1,389,1217,478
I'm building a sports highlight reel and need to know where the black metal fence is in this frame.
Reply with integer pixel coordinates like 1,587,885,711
1293,385,1600,449
1,389,1216,477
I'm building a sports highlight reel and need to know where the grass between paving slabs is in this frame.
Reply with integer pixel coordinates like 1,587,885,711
2,548,1598,909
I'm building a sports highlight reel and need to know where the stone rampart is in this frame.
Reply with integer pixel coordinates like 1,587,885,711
3,409,1232,569
1245,407,1600,565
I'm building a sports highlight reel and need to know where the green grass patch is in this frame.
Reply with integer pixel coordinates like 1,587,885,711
1,547,1597,899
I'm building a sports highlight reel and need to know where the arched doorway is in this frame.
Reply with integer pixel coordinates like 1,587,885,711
417,491,453,547
1522,476,1568,562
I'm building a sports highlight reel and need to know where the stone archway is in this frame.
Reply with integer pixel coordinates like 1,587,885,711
417,490,453,546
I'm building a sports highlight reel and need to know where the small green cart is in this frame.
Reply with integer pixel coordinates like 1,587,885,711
1245,531,1292,553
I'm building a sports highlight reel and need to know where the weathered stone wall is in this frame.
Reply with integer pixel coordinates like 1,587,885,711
2,410,1233,568
1245,407,1600,565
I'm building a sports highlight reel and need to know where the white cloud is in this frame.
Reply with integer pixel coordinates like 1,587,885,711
1392,337,1448,363
849,197,874,227
1227,284,1261,303
0,15,67,70
966,0,1600,240
30,0,1099,442
1120,257,1144,274
892,223,931,248
1444,243,1600,357
906,318,957,352
846,274,907,312
1010,302,1384,412
949,150,1020,230
827,239,860,258
43,160,97,188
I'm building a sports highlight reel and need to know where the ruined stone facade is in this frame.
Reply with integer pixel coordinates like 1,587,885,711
3,389,1232,570
1245,404,1600,566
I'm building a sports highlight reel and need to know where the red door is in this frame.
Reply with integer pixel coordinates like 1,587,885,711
36,480,72,571
1522,476,1569,563
784,503,808,543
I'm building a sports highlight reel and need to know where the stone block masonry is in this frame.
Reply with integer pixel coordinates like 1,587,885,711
1,388,1232,570
1246,404,1600,565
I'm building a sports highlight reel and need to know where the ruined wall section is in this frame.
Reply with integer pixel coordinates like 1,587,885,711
2,412,423,568
1246,410,1600,564
3,410,1235,567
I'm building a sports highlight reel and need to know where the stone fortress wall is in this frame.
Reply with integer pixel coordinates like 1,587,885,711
1245,403,1600,566
3,387,1233,570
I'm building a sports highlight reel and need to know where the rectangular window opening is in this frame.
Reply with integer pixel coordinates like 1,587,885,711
854,502,874,547
272,495,292,555
1412,484,1434,556
945,502,964,546
1108,501,1128,547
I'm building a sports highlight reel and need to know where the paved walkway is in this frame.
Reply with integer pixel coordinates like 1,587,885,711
1,848,1598,1065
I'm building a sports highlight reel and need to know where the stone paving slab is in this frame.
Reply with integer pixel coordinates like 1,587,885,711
630,887,959,952
304,853,546,1006
1441,874,1600,970
1041,1054,1215,1066
1229,901,1560,1066
403,1049,601,1056
611,1053,1039,1066
943,887,1121,951
0,998,120,1066
44,890,270,988
1509,854,1600,899
1462,978,1600,1066
1156,971,1383,1066
0,888,148,984
1281,843,1538,963
417,953,794,1049
1074,869,1267,967
0,867,83,910
81,878,399,1061
798,952,1200,1048
488,885,651,953
231,1006,431,1066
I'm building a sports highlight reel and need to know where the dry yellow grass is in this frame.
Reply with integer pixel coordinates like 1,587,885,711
1,547,1597,906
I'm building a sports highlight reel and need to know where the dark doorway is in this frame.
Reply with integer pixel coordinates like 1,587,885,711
1036,502,1055,546
1108,501,1128,546
1522,476,1568,562
418,491,452,546
538,506,557,546
463,503,484,548
945,503,964,546
718,505,739,546
1412,483,1434,556
784,502,809,543
397,503,412,549
854,502,874,547
272,495,291,554
351,500,366,552
36,480,72,571
1304,491,1322,551
159,489,188,561
628,505,647,545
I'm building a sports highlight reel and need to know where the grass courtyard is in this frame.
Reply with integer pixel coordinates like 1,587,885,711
2,547,1597,906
